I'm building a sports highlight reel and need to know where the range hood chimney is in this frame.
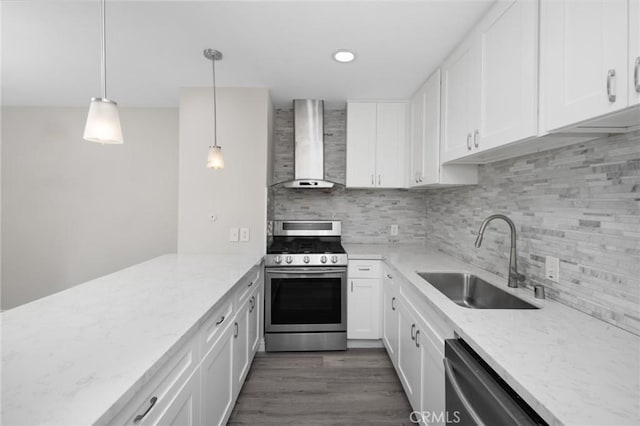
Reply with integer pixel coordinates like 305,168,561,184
274,99,341,189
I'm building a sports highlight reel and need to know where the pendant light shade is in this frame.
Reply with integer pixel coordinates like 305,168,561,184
84,0,123,144
207,145,225,169
203,48,224,169
84,98,123,144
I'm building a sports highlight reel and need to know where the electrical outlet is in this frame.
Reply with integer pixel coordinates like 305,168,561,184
240,228,250,242
545,256,560,283
209,214,217,222
229,228,239,242
390,224,399,236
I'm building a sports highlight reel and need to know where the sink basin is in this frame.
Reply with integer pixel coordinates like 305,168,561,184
417,272,539,310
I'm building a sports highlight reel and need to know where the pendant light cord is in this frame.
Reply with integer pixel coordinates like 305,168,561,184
101,0,107,99
211,56,218,148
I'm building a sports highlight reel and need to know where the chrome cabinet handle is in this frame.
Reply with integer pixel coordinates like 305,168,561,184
234,322,239,338
133,396,158,424
371,174,374,185
607,69,616,102
466,133,472,151
391,296,396,311
378,175,381,185
358,267,370,271
473,130,479,148
386,273,393,279
247,280,254,287
249,297,255,313
415,330,420,348
410,324,416,340
215,315,225,326
350,280,354,292
635,57,640,93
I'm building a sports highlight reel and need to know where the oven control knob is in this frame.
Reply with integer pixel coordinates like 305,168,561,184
331,255,338,263
303,256,310,264
285,256,293,264
274,255,282,264
320,255,327,264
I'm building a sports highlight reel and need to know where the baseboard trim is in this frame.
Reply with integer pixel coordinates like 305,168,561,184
347,339,384,348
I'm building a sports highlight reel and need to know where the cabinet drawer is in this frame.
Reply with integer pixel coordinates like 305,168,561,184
235,267,261,308
348,260,381,278
107,336,199,426
200,297,234,356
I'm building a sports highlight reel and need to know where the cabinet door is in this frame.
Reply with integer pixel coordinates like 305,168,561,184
541,0,628,131
248,287,261,356
419,331,445,426
201,323,234,426
410,86,425,186
232,300,250,399
421,70,442,185
347,278,381,339
631,0,640,105
152,372,200,426
441,38,481,163
396,299,421,410
478,0,538,151
375,103,407,188
381,274,399,364
346,102,377,187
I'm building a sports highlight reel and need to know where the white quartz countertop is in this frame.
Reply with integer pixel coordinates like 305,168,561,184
345,243,640,426
1,253,263,426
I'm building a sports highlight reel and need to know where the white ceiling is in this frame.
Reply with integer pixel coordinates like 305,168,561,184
1,0,494,108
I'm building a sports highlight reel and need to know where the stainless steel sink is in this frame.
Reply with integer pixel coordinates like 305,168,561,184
417,272,539,310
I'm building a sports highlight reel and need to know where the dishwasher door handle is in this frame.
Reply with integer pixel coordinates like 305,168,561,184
444,358,484,425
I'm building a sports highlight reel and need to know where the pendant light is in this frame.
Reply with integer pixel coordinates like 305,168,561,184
204,49,224,170
83,0,123,144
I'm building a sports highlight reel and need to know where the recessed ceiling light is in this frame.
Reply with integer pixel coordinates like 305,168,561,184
333,49,356,63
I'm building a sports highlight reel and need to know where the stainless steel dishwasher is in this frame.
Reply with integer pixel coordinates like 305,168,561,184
444,339,548,426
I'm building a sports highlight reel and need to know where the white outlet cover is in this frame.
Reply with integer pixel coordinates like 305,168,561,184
229,228,239,242
240,227,250,242
545,256,560,283
390,224,399,236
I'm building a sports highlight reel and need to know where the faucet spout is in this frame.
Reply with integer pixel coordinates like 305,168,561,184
475,214,525,288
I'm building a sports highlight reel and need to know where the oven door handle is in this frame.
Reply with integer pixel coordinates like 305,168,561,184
267,268,346,274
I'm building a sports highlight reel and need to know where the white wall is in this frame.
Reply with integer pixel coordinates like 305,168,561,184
1,107,178,309
178,87,271,256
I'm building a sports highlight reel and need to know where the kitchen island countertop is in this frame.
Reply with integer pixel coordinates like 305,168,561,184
1,253,263,426
345,243,640,426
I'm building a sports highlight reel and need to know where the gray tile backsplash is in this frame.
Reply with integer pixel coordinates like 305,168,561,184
424,131,640,336
269,106,640,335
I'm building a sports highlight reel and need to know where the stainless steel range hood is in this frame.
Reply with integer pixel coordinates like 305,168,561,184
274,99,341,189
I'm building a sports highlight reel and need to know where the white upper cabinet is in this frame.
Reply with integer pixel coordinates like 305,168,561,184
410,70,477,187
631,0,640,105
346,101,407,188
540,0,629,131
441,0,537,163
440,37,481,163
478,0,538,151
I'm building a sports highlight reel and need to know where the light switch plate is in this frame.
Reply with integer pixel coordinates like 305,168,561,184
240,227,250,242
545,256,560,283
229,228,239,242
390,224,399,236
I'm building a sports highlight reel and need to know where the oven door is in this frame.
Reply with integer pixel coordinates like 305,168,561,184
265,267,347,333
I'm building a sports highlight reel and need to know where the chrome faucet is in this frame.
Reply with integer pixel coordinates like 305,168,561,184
475,214,526,288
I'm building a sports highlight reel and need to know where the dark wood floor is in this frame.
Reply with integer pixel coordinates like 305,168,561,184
227,348,414,425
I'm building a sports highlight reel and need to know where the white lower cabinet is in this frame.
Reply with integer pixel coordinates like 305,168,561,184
348,260,382,339
200,322,234,426
154,371,201,426
381,270,399,363
396,296,422,410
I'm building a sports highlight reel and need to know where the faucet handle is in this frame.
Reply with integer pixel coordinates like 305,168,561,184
511,271,526,282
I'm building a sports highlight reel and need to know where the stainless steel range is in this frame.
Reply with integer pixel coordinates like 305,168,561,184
264,220,348,352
